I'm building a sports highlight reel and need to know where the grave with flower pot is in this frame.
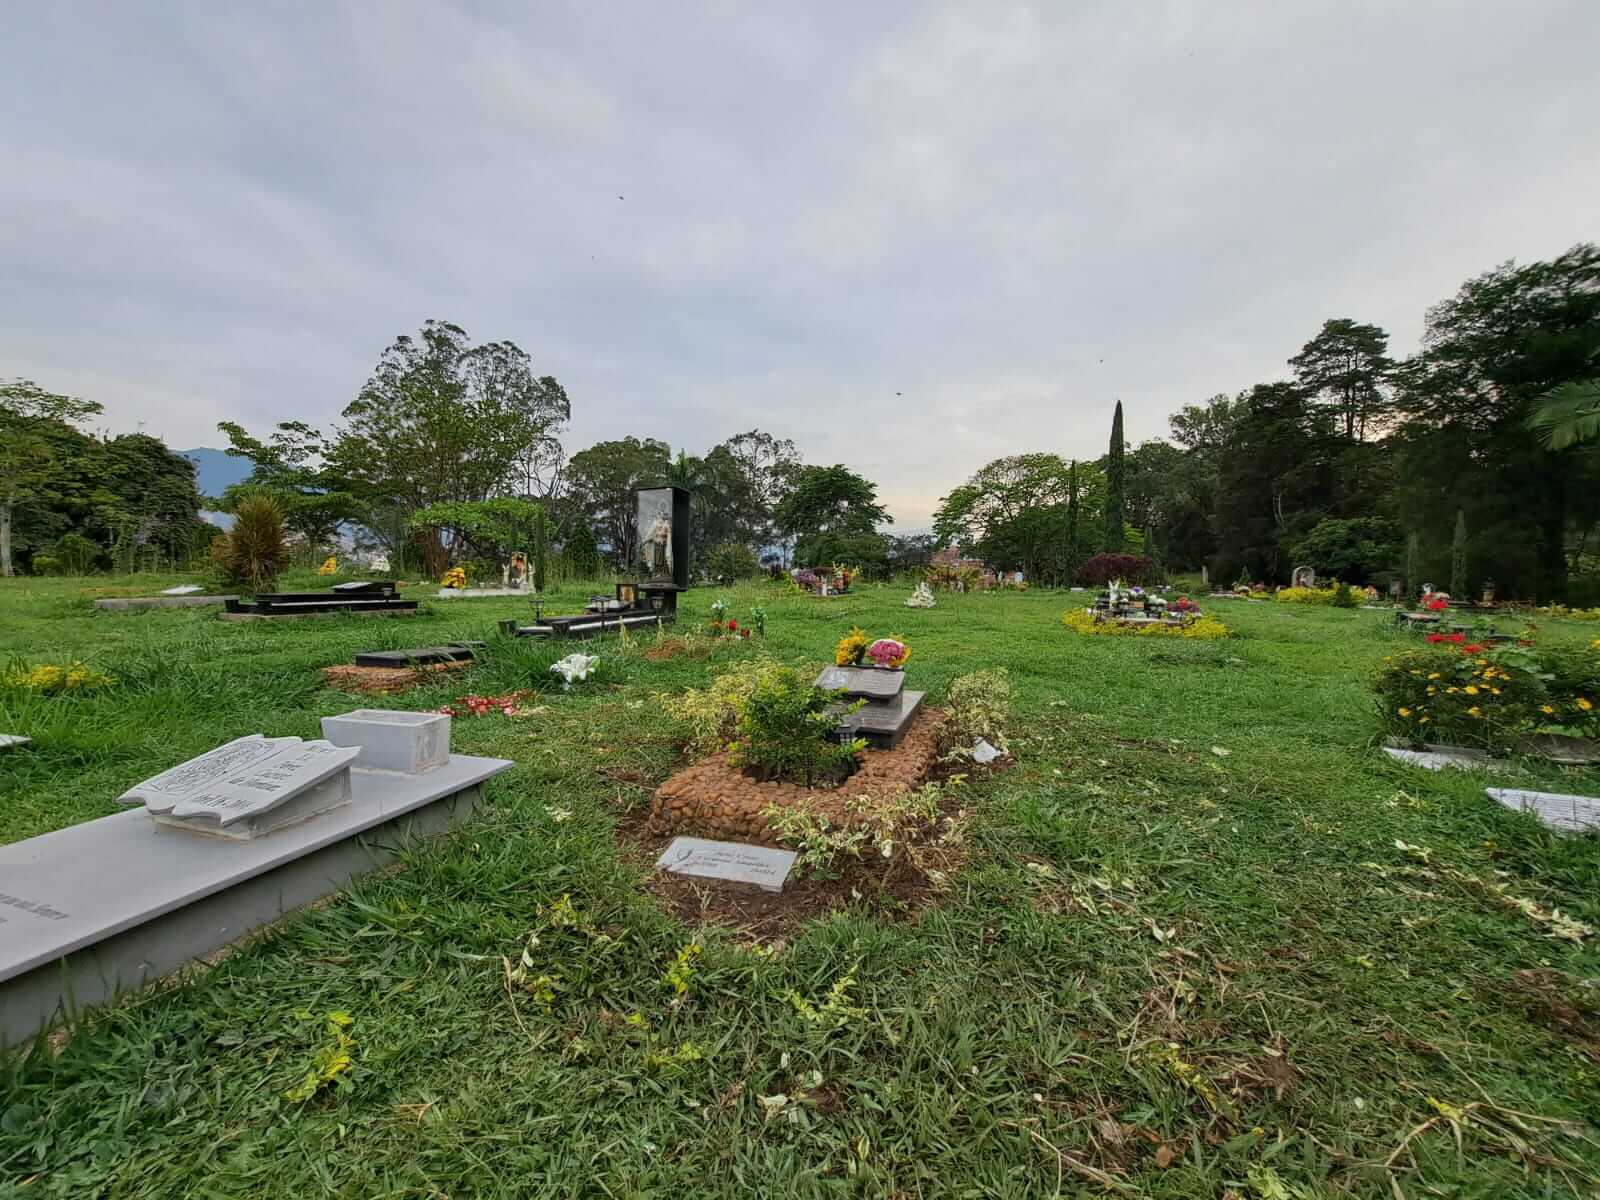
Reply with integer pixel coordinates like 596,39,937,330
1085,581,1200,630
651,634,942,850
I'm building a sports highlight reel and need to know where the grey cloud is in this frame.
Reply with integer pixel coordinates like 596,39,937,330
3,1,1597,527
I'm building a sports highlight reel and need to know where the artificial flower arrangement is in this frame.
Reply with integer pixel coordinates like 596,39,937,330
1421,593,1450,612
834,628,911,668
317,556,338,576
550,653,600,690
835,627,871,666
905,582,936,609
440,566,468,590
865,638,911,669
707,597,753,639
1172,596,1200,614
4,661,118,694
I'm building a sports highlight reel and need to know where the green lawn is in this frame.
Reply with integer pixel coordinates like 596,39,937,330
2,576,1598,1198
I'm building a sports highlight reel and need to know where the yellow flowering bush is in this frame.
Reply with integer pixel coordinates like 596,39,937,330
1062,610,1230,640
1539,605,1600,621
1374,644,1599,751
5,661,118,694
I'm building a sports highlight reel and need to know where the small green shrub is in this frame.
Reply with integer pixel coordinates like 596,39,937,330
943,668,1013,755
30,554,60,575
54,532,101,574
658,656,776,755
705,542,760,584
215,495,290,590
728,664,864,786
1331,582,1359,608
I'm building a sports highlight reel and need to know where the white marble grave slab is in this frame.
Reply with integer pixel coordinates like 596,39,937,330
160,584,205,595
0,734,30,751
0,752,512,1043
1486,788,1600,834
118,735,361,837
656,836,796,892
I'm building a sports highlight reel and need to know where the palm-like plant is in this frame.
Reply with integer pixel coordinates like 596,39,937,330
1527,380,1600,450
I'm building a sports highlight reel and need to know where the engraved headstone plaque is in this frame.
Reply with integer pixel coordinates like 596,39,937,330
815,665,905,703
118,735,360,839
655,837,796,892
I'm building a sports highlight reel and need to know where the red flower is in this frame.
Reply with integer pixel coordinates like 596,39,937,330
726,619,738,631
1425,633,1444,644
1461,643,1486,655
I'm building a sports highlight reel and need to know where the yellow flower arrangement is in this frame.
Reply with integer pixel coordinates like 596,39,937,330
441,566,468,590
5,661,118,694
835,627,871,666
317,555,338,575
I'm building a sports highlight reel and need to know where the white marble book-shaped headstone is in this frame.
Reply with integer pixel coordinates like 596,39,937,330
118,734,360,840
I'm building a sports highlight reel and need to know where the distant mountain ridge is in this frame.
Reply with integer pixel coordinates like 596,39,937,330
179,447,253,500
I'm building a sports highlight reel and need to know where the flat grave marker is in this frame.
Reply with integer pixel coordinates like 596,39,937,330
656,836,796,892
1486,788,1600,835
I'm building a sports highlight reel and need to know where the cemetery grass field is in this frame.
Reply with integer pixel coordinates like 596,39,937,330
3,576,1600,1199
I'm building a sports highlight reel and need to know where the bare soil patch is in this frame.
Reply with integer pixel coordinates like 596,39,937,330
319,660,470,695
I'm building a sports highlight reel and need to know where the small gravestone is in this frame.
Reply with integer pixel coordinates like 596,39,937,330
1,734,30,751
160,584,205,596
815,665,905,703
118,734,360,839
1486,788,1600,835
656,836,796,892
354,643,482,668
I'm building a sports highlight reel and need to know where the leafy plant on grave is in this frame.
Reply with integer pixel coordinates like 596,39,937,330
657,655,779,755
727,664,864,786
283,1010,356,1104
942,667,1014,756
213,493,290,591
764,782,955,883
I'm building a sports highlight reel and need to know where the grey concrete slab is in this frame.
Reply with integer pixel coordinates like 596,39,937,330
1487,788,1600,835
321,710,450,774
94,595,236,611
1383,744,1501,772
815,665,905,703
656,837,796,892
0,754,511,1044
832,691,926,749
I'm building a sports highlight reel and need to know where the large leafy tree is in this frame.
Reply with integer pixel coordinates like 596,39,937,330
331,321,571,573
774,464,891,568
214,420,366,548
1288,318,1395,441
0,380,104,576
564,436,671,568
88,434,211,569
1395,243,1600,601
933,453,1103,582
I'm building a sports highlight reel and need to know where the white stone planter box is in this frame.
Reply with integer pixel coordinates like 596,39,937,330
320,709,450,774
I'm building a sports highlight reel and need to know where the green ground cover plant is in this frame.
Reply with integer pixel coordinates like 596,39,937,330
1,577,1598,1197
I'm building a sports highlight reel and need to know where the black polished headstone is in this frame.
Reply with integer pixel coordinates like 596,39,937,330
354,643,483,668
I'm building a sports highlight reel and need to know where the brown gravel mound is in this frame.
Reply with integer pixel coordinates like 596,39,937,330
651,710,945,845
320,660,470,695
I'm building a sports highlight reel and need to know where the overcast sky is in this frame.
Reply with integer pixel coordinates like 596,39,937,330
4,3,1597,527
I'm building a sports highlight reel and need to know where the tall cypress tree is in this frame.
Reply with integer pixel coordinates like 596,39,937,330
1450,509,1468,599
1065,459,1080,581
1103,401,1126,553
